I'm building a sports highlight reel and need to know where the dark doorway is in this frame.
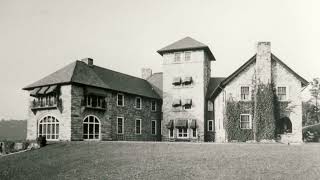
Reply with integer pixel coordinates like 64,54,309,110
277,117,292,134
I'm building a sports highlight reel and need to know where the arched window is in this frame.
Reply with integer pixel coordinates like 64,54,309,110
83,115,101,140
38,116,59,140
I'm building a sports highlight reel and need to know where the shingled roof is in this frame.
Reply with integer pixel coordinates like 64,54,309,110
23,61,161,99
209,54,309,98
157,37,215,61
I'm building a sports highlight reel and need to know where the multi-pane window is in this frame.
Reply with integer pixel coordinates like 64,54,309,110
135,119,141,134
208,120,214,131
135,97,142,109
117,117,124,134
86,95,103,108
277,87,287,101
185,52,191,61
83,115,100,140
177,128,188,138
117,94,124,106
241,86,250,101
240,114,251,129
38,116,59,140
151,100,157,111
151,120,157,135
174,52,181,62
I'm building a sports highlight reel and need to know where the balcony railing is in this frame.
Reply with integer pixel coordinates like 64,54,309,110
31,99,61,110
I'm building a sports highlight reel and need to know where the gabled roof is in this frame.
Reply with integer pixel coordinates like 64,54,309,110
206,77,226,98
146,72,163,98
157,37,215,61
23,61,161,99
209,53,309,98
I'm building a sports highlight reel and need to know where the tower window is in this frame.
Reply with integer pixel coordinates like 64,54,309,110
174,52,181,62
277,86,287,101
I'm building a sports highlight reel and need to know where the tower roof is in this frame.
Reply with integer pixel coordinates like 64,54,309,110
157,37,215,61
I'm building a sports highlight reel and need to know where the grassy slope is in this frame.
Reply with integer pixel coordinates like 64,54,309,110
0,142,320,180
0,120,27,141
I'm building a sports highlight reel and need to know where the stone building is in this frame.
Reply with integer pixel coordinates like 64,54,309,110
23,37,308,143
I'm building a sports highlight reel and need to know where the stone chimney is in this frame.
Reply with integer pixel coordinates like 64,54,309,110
81,58,94,66
256,42,272,84
141,68,152,79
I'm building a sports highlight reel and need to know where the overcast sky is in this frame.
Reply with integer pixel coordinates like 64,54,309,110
0,0,319,120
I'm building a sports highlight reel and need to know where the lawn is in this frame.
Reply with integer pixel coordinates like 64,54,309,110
1,142,320,180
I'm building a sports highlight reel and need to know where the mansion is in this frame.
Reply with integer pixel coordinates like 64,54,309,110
23,37,308,143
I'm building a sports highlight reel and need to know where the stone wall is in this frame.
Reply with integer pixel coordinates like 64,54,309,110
26,85,72,141
213,56,303,143
161,50,207,141
70,84,162,141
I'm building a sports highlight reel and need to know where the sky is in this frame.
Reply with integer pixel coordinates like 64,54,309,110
0,0,319,120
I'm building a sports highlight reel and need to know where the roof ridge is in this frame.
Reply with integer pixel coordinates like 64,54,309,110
70,60,80,82
93,64,148,82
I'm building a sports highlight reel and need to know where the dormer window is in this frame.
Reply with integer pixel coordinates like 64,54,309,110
185,51,191,61
182,76,192,86
174,52,181,62
172,77,182,86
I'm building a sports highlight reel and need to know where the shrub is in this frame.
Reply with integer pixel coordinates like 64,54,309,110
36,136,47,147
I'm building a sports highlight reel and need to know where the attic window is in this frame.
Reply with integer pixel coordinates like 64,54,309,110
240,86,250,101
183,99,192,110
277,87,287,101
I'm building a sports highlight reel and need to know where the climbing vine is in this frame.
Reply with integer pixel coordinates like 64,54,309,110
254,83,276,141
225,100,254,142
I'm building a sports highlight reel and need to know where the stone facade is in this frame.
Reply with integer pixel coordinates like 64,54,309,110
213,42,303,143
27,85,72,141
161,50,209,141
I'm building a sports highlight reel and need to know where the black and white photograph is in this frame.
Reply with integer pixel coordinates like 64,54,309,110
0,0,320,179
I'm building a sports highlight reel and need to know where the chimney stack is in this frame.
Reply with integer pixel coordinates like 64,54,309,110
81,58,94,66
141,68,152,80
256,42,271,84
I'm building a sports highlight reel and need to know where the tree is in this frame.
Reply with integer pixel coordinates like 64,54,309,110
309,78,320,123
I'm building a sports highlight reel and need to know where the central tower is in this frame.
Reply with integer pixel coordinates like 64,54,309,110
157,37,215,141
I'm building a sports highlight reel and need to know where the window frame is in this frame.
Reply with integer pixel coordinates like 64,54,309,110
117,117,124,134
135,119,142,134
240,86,250,101
208,120,214,131
184,51,191,61
177,128,189,138
38,115,60,141
135,97,142,109
117,93,124,107
151,120,157,135
83,115,101,140
276,86,288,101
151,100,157,112
240,114,252,129
174,52,182,62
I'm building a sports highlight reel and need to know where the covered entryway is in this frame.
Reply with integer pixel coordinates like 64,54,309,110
277,117,292,134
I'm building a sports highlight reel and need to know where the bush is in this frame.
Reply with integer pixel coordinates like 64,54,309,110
36,136,47,147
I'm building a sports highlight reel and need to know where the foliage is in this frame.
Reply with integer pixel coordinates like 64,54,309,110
309,78,320,123
225,101,254,142
254,84,276,140
302,101,320,126
303,123,320,142
36,136,47,147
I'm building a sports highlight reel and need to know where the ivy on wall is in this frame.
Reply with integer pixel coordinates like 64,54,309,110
225,101,254,142
224,83,293,142
254,84,276,141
